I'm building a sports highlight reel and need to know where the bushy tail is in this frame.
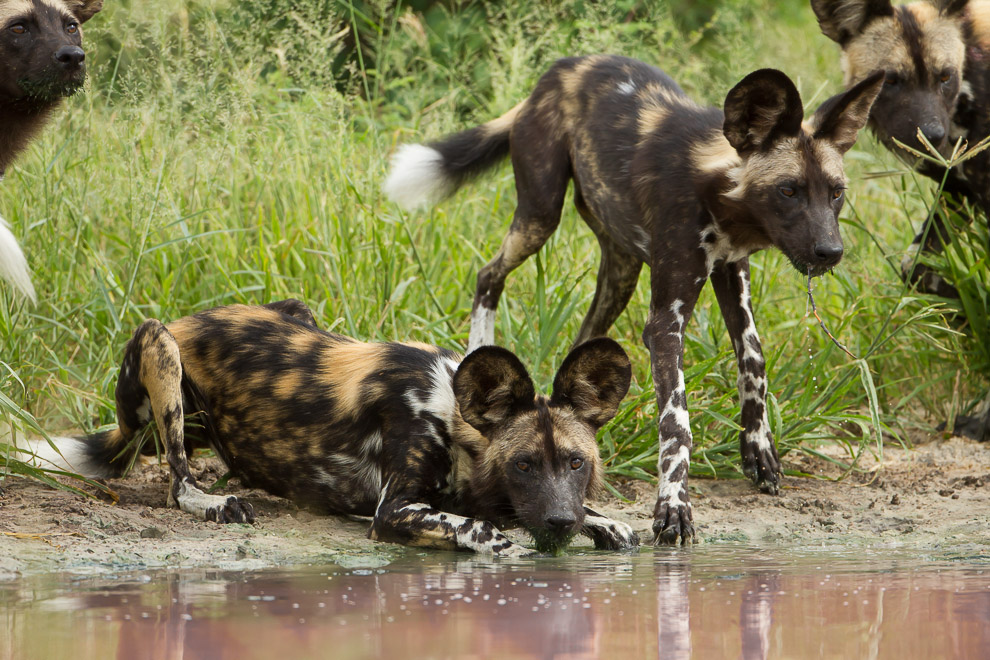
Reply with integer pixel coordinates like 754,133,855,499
384,100,526,210
12,429,137,479
0,213,35,303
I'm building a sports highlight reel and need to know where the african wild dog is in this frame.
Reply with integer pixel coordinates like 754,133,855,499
385,55,883,544
812,0,990,441
811,0,987,297
0,0,103,301
26,300,638,555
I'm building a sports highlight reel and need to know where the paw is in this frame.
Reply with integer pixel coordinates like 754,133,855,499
584,517,640,550
493,541,537,558
205,496,255,524
652,499,694,546
741,437,782,495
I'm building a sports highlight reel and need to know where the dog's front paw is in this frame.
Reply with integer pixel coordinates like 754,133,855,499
652,498,694,546
583,515,640,550
741,434,782,495
205,496,255,524
493,541,537,558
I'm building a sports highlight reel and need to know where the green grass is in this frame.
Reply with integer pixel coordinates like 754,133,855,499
1,0,985,491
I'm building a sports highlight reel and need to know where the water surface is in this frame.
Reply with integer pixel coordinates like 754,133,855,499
3,545,989,659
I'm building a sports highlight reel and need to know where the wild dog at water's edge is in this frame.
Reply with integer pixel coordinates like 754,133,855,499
0,0,103,301
23,300,638,556
385,55,883,544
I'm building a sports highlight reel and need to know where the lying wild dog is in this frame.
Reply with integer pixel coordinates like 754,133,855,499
811,0,988,298
385,55,883,544
26,300,638,555
0,0,104,301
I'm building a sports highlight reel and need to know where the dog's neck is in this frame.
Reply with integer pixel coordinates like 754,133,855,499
0,97,60,175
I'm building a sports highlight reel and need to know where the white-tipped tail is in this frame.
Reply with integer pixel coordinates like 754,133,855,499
6,431,114,479
0,213,36,303
384,144,453,211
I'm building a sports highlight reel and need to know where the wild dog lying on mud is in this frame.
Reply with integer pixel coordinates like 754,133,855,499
0,0,103,301
812,0,990,441
27,300,638,556
811,0,988,297
385,55,883,544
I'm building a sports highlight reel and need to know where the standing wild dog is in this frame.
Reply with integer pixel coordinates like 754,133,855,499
812,0,990,442
811,0,987,297
26,300,638,555
0,0,103,301
385,55,883,544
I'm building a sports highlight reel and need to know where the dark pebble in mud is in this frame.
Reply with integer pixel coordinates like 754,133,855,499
890,494,900,505
140,527,166,539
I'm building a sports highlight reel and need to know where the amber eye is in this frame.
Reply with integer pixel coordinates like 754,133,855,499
884,72,900,86
66,22,78,34
832,188,844,201
516,461,530,473
779,186,795,198
10,24,26,35
570,458,584,470
939,70,952,84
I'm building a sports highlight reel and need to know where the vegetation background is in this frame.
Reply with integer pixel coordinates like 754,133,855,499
1,0,987,492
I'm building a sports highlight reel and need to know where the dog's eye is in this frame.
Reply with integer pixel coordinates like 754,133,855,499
884,72,900,86
570,458,584,470
9,24,26,35
66,22,78,34
515,461,530,473
779,186,795,198
832,188,845,201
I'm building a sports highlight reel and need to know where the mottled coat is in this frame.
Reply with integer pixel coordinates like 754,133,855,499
386,55,882,544
33,301,638,555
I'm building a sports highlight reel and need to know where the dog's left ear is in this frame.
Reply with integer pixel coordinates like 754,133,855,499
723,69,804,156
941,0,970,17
550,338,632,430
65,0,103,24
810,70,884,154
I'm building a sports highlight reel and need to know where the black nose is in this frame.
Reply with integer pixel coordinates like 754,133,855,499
544,515,577,532
55,46,85,69
813,243,844,266
920,122,946,146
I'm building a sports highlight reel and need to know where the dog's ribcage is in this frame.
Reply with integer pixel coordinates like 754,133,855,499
166,309,464,515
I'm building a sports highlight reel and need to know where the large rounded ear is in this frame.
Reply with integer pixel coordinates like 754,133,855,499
810,70,884,154
811,0,894,45
550,338,631,430
453,347,536,436
723,69,804,156
65,0,103,23
941,0,970,16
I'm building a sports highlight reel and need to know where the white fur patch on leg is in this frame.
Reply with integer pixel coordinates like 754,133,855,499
0,213,35,302
175,479,254,524
384,144,453,211
466,306,495,354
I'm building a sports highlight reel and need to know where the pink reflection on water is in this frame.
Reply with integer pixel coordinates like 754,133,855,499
3,549,990,659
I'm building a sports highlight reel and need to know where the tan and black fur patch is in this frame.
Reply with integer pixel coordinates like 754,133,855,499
49,301,638,556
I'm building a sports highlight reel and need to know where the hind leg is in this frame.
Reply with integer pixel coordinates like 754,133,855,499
573,196,643,346
122,319,254,523
467,118,571,353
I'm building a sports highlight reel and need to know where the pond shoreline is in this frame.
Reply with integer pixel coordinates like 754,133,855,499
2,434,988,578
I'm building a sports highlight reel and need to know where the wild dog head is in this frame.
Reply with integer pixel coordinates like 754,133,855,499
720,68,884,276
811,0,969,160
453,338,631,553
0,0,103,103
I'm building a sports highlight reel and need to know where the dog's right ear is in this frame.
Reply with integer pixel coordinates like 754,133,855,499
811,0,895,45
723,69,804,156
64,0,104,24
454,347,536,436
550,338,632,431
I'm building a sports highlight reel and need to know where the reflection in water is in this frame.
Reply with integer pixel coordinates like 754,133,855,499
2,547,989,659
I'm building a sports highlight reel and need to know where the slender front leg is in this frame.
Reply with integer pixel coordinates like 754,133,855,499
370,484,532,556
710,259,781,494
580,506,639,550
644,250,707,545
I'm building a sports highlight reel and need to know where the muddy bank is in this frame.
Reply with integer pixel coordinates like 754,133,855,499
1,435,988,578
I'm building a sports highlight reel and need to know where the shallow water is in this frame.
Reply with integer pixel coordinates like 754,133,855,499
2,545,989,659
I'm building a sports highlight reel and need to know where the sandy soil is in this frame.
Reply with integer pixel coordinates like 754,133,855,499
1,434,988,578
